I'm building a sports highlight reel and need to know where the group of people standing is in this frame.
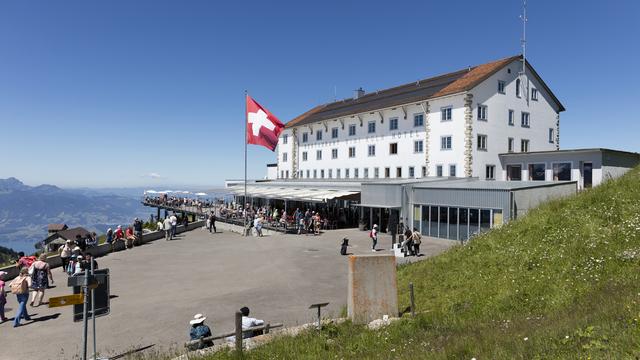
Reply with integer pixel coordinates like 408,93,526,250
2,254,53,327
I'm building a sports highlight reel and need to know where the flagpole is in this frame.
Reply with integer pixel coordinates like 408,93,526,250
244,90,248,236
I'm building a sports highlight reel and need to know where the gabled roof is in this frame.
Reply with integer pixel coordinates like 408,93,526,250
286,55,564,128
43,227,91,245
47,223,68,232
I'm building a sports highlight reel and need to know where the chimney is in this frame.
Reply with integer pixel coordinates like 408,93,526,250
354,87,365,99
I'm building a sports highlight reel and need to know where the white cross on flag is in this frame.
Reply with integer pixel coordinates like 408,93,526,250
246,95,285,151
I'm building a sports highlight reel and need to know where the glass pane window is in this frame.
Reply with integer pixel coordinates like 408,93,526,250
528,163,546,181
349,124,356,136
316,131,322,141
414,113,424,127
507,165,522,181
414,140,424,153
368,145,376,156
441,136,452,150
441,107,452,121
368,121,376,133
553,163,572,181
331,128,338,138
389,118,398,130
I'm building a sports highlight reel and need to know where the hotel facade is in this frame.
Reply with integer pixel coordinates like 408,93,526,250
276,55,564,182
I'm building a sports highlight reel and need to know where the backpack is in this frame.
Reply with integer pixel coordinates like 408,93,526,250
10,277,27,295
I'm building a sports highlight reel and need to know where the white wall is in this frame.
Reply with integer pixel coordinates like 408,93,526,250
470,60,561,179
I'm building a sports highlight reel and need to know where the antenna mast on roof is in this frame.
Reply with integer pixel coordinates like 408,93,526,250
520,0,527,77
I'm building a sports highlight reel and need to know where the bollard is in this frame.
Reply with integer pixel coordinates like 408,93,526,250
409,282,415,318
235,311,243,353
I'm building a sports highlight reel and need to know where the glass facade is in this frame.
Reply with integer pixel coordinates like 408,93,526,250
412,204,503,242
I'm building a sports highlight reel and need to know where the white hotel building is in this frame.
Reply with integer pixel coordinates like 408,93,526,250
276,55,564,181
228,55,638,243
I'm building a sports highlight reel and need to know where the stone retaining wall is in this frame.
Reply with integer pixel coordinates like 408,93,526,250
0,221,206,281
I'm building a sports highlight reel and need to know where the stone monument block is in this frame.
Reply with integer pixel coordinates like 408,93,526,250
347,254,398,324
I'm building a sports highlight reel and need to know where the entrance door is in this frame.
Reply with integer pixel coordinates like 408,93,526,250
583,162,593,189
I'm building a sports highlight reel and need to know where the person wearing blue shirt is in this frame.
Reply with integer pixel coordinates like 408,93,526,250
189,313,213,349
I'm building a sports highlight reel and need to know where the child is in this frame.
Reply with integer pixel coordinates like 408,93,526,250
0,271,8,322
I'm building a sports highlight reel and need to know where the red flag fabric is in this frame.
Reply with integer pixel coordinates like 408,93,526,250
246,95,285,151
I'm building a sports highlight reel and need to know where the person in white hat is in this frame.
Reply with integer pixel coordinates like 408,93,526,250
189,313,213,349
370,224,379,252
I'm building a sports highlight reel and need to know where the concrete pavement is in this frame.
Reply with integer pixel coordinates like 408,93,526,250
0,227,455,360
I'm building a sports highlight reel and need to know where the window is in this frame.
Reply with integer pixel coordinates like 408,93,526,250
285,170,289,178
348,147,356,158
348,124,356,136
477,105,488,121
508,137,515,153
368,144,376,157
441,136,452,150
449,164,456,177
498,80,506,94
516,78,521,98
414,113,424,127
302,151,308,161
313,169,317,178
282,134,288,144
282,153,288,162
396,167,402,178
368,121,376,133
436,165,443,177
331,127,338,139
553,163,572,181
441,106,452,121
389,142,398,155
508,109,514,126
364,168,369,178
302,132,308,143
486,165,495,180
477,135,487,151
316,131,322,141
549,128,555,143
414,140,424,153
320,170,325,178
316,150,322,160
422,166,427,177
531,88,538,101
328,169,332,178
384,167,390,178
389,118,398,130
331,148,338,159
336,169,341,178
306,170,310,178
528,163,546,181
409,166,415,178
521,139,530,152
506,165,521,180
374,167,379,178
280,170,284,179
345,168,350,178
521,112,530,127
354,168,359,178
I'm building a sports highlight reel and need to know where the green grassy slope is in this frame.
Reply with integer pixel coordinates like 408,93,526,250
203,166,640,359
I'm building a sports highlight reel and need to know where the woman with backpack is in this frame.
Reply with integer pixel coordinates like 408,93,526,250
29,254,54,307
10,267,32,327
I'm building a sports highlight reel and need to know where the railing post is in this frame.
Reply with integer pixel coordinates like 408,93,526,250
235,311,243,353
409,282,416,318
264,323,270,334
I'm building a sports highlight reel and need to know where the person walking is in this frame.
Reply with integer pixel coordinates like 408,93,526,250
411,228,422,256
0,271,8,322
163,216,173,241
210,213,216,233
10,267,32,327
29,254,54,307
170,213,178,238
59,240,73,273
370,224,379,252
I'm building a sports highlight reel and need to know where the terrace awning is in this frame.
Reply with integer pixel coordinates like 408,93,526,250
227,185,360,203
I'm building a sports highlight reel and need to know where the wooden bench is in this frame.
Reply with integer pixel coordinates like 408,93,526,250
185,322,283,351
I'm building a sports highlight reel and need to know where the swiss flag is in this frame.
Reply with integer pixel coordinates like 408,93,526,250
246,95,285,151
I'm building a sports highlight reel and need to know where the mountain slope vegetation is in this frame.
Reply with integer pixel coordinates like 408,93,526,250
202,166,640,359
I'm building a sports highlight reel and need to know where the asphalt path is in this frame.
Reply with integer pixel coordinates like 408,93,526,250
0,227,455,359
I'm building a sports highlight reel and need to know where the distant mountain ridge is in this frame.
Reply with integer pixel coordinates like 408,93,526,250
0,178,148,254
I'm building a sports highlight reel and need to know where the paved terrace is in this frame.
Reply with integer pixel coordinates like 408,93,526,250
0,227,456,360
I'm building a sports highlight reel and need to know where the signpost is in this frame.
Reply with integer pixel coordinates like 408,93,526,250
67,266,110,360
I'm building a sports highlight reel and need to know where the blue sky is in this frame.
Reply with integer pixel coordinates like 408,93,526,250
0,0,638,188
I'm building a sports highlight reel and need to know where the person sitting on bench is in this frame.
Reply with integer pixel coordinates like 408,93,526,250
189,313,213,349
240,306,264,339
